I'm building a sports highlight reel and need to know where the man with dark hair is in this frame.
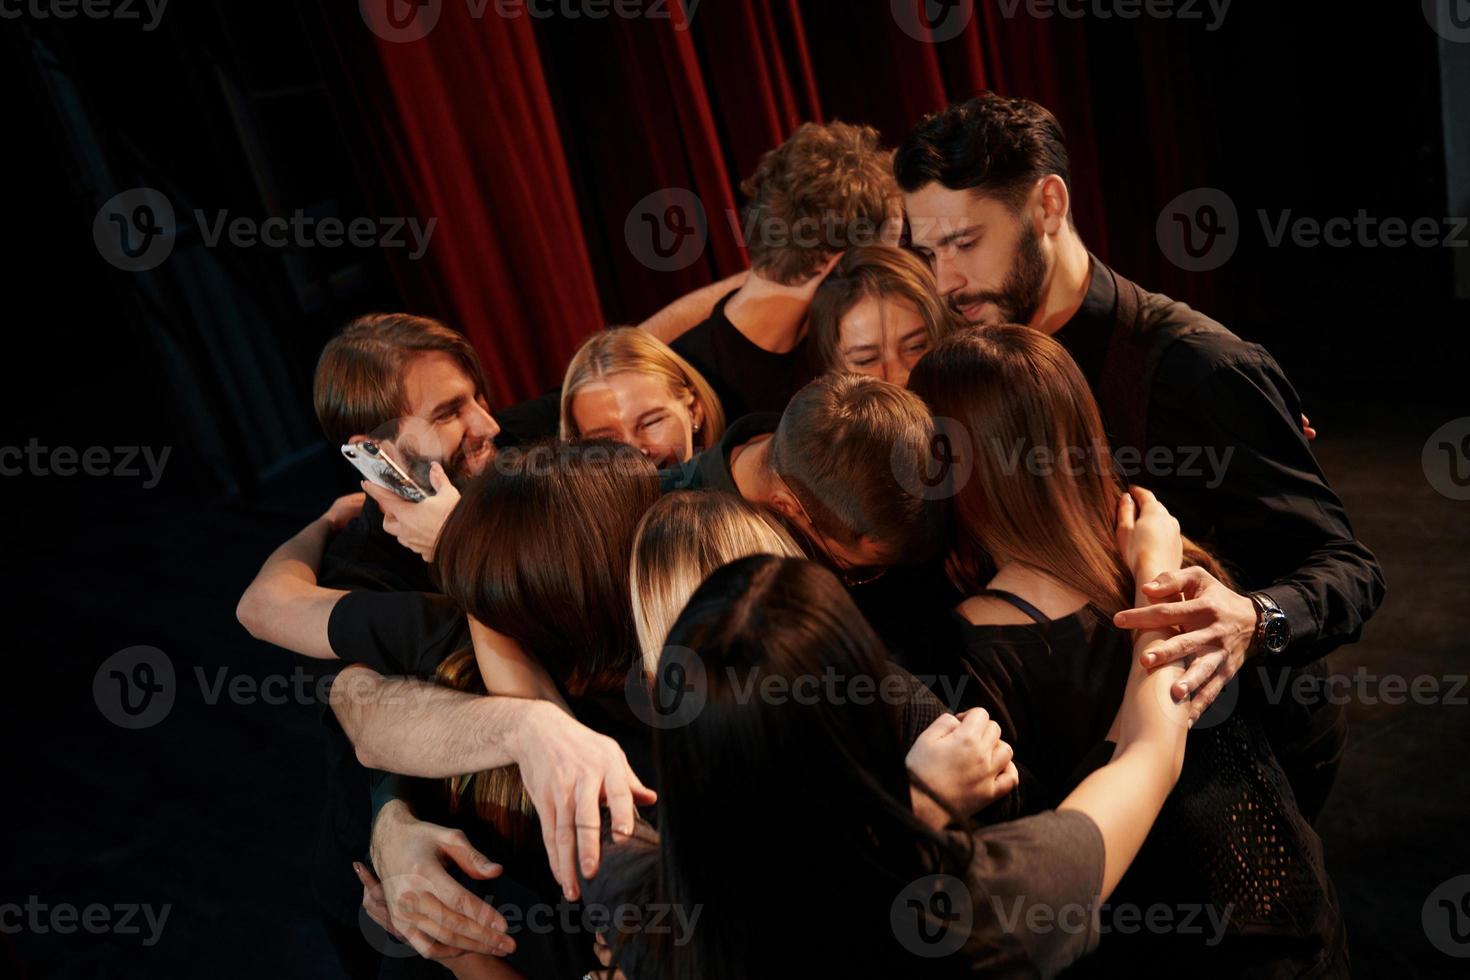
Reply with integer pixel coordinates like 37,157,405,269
896,92,1385,819
661,121,905,420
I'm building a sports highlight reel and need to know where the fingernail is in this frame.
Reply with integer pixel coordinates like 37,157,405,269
1143,654,1155,666
615,825,632,838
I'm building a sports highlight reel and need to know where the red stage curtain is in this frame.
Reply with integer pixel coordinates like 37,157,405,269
319,0,1114,397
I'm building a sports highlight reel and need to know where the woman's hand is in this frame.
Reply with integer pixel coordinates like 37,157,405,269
905,709,1019,827
1114,487,1182,584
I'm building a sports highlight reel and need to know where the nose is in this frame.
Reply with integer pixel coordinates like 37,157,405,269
471,404,501,440
935,255,965,298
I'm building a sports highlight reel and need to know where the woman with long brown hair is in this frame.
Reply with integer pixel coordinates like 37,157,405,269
908,326,1345,977
807,244,962,387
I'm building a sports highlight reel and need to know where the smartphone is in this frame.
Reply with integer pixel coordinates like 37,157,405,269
340,441,429,502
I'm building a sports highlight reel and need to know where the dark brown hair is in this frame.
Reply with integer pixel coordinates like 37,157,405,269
434,440,662,699
908,327,1229,612
771,373,942,562
313,313,490,446
740,121,899,285
808,245,962,373
894,93,1072,217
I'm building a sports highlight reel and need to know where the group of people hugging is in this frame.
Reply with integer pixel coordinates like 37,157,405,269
237,93,1384,978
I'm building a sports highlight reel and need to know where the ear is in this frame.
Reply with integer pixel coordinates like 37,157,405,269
767,488,807,528
1037,174,1070,236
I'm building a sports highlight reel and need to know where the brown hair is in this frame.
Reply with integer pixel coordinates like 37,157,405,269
808,245,962,373
770,374,942,562
313,313,491,446
908,327,1228,613
740,121,900,285
431,440,661,834
559,327,726,451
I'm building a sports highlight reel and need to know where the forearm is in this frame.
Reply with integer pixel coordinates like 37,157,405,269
236,516,345,658
1260,539,1385,666
333,666,549,776
638,271,747,344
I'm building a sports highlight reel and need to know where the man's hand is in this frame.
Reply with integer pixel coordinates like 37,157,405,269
512,701,656,901
368,801,513,960
361,461,460,561
905,709,1019,827
1112,566,1258,724
323,492,366,533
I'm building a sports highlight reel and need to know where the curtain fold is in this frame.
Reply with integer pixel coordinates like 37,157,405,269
319,0,1113,395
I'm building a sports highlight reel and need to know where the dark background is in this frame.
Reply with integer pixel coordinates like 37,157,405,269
2,1,1468,977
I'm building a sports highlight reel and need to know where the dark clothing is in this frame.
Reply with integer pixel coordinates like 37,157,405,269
670,290,817,420
658,411,779,494
320,496,435,594
1055,257,1382,821
1054,256,1384,666
494,388,562,448
957,592,1346,978
581,809,1106,979
658,415,968,692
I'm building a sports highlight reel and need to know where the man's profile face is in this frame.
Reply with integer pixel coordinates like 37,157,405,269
394,351,500,482
904,183,1049,327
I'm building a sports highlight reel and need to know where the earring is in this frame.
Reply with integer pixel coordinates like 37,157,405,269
693,421,702,434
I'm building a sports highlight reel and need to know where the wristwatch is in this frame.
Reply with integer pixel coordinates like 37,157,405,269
1247,591,1290,656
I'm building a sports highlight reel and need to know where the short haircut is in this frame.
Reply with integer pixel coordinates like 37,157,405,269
807,245,961,373
770,374,942,561
741,122,899,285
894,93,1072,214
312,313,490,446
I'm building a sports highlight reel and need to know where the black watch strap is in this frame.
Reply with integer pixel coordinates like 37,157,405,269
1248,591,1290,656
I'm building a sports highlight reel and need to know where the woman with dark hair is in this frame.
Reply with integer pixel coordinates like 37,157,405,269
583,536,1193,978
807,244,961,387
908,326,1346,976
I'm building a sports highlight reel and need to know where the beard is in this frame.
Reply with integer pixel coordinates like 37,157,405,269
950,221,1048,326
445,436,495,484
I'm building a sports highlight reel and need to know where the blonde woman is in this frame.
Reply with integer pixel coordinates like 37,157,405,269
560,327,726,469
808,245,962,388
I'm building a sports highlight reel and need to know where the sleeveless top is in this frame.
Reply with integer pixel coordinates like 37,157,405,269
958,590,1347,978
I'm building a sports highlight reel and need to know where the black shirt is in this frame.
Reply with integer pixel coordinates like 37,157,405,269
670,290,817,420
494,388,562,448
658,411,780,494
956,594,1346,976
1053,257,1384,665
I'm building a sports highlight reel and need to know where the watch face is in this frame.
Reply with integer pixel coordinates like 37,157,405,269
1264,614,1290,653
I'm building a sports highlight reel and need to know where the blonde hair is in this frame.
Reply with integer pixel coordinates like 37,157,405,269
560,327,726,453
630,491,804,672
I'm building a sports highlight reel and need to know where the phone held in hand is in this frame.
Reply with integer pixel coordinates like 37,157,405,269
340,441,428,503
